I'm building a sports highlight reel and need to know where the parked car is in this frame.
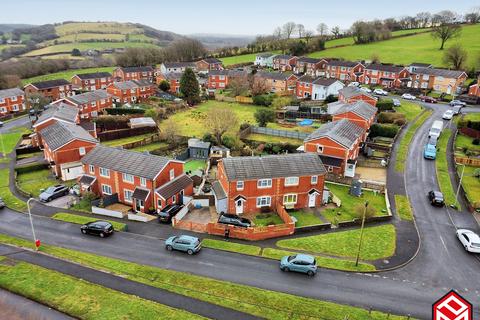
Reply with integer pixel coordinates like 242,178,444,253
360,87,372,93
0,197,5,209
442,110,454,120
423,143,437,160
456,229,480,253
348,81,360,87
0,121,4,128
80,221,114,238
401,93,416,100
165,235,202,255
419,95,437,103
280,254,317,276
392,98,401,107
452,105,463,115
39,185,69,202
450,100,466,107
373,88,388,96
218,213,252,228
428,136,438,147
428,190,445,207
428,120,444,139
158,204,183,223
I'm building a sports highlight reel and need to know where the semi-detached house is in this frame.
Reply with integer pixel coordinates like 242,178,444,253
331,101,377,131
157,62,196,74
324,60,365,82
364,63,411,88
106,80,155,105
272,55,297,72
0,88,26,116
338,87,377,107
24,79,73,101
294,57,328,76
113,66,155,82
255,71,298,94
214,153,326,215
62,89,112,119
295,75,345,100
410,67,467,95
208,70,248,90
71,72,113,91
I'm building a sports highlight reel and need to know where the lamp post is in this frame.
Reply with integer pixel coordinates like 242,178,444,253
27,198,39,251
454,164,465,209
355,201,369,267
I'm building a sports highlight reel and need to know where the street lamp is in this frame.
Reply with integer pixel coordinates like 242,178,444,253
454,164,465,209
27,198,40,251
355,201,369,267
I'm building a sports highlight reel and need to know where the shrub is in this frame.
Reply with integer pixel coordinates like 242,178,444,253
369,123,399,138
325,94,338,103
254,109,275,127
159,80,170,92
252,94,274,106
202,133,216,145
393,118,406,126
105,108,145,115
239,123,251,131
376,99,394,112
473,138,480,145
377,112,405,124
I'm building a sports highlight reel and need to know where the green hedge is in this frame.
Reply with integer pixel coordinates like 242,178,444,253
105,108,145,115
15,163,49,174
369,123,399,138
252,94,274,106
376,99,394,112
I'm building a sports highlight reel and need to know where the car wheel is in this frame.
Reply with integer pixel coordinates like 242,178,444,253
81,229,87,234
47,197,51,202
166,245,173,251
283,267,289,272
307,270,315,277
187,249,194,255
464,245,469,251
99,232,105,238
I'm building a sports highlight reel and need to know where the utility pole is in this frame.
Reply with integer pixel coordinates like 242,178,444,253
355,201,369,266
454,164,465,209
27,198,39,251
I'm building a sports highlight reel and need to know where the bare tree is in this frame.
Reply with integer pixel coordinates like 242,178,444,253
443,44,468,70
273,27,283,39
296,24,305,38
431,22,461,50
162,118,179,146
465,7,480,23
282,22,297,39
330,26,341,38
433,10,458,25
304,30,314,44
416,12,432,28
205,107,238,144
316,23,328,37
250,77,269,96
228,76,249,96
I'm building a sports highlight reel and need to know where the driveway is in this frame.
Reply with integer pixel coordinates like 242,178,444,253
42,195,77,209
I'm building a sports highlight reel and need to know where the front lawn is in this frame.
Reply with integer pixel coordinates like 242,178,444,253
52,212,127,231
0,131,25,155
276,224,396,261
103,133,155,147
394,195,413,221
436,129,457,207
395,101,423,122
458,165,480,209
0,168,27,212
455,134,480,154
289,210,324,227
130,142,168,152
16,169,60,197
323,182,387,223
184,159,207,173
253,213,284,226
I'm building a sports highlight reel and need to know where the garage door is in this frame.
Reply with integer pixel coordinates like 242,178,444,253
62,165,84,181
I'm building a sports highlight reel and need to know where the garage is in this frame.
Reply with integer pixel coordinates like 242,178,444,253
61,162,84,181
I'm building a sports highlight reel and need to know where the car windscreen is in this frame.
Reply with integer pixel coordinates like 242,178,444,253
430,128,440,134
44,187,56,194
287,255,297,262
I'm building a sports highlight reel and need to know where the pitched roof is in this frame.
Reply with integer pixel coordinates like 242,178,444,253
163,62,195,69
117,66,154,73
297,75,340,86
110,81,140,90
40,121,97,151
409,62,432,68
0,88,24,99
327,60,361,67
188,138,211,149
256,52,276,58
332,101,377,120
133,79,154,87
304,118,365,148
212,181,227,200
274,54,295,60
161,72,183,80
365,63,406,73
79,175,96,185
201,58,222,64
67,90,109,105
297,57,322,64
155,174,193,200
27,79,70,90
319,155,343,167
412,67,466,79
74,72,112,80
221,153,326,181
34,103,79,127
209,69,248,77
339,86,375,100
256,71,296,81
81,145,172,180
132,187,150,201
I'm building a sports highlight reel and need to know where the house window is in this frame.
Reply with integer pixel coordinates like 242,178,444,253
157,199,163,209
123,173,134,183
236,181,244,190
79,147,86,156
169,169,175,180
172,195,176,203
317,145,324,153
285,177,299,186
99,167,110,177
311,175,318,184
256,196,271,207
124,189,133,203
89,164,95,174
327,166,334,172
101,184,112,195
257,179,272,188
140,177,147,187
283,194,297,204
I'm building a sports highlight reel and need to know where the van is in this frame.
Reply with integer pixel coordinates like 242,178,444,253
428,120,444,139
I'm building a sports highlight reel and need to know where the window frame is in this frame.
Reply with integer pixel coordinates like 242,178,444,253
101,184,112,195
256,196,271,207
99,167,110,177
124,189,133,203
257,179,272,189
236,181,244,191
122,173,134,184
283,193,298,204
311,175,318,184
284,176,299,187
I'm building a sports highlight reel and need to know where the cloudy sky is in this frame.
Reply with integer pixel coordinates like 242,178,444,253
1,0,478,35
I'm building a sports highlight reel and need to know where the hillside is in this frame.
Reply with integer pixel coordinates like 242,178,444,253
0,24,37,33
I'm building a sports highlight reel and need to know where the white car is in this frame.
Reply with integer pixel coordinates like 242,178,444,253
360,87,372,93
442,110,454,120
449,100,466,107
401,93,416,100
373,88,388,96
348,81,360,87
456,229,480,253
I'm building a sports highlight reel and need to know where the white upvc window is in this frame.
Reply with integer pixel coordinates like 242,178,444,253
140,177,147,187
99,167,110,177
284,177,299,186
79,147,86,156
283,194,297,204
236,181,244,190
311,175,318,184
124,189,133,203
11,96,17,101
257,179,272,188
101,184,112,195
256,196,271,207
317,145,324,153
123,173,134,183
169,169,175,180
89,164,95,174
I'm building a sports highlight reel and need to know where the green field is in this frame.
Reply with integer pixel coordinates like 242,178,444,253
309,24,480,68
394,195,414,221
0,44,24,52
55,22,144,36
220,50,281,66
22,66,115,85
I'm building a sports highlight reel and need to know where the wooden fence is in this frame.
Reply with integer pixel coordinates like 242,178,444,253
97,127,157,142
235,96,253,104
454,156,480,167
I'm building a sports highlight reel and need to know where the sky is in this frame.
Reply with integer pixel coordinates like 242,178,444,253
0,0,478,36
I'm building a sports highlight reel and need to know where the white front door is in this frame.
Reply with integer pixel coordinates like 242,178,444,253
235,199,244,214
308,193,317,208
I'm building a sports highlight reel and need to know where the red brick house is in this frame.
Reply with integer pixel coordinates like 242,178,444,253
295,75,345,100
331,101,377,131
207,70,248,90
79,145,193,214
71,72,113,91
0,88,26,116
325,60,365,82
196,58,223,73
255,71,298,94
338,87,377,107
113,66,155,82
106,80,156,105
272,55,297,72
214,153,326,215
40,121,98,181
156,73,183,94
303,119,366,177
468,75,480,97
410,67,467,94
24,79,73,101
294,57,328,76
61,90,112,119
364,63,411,88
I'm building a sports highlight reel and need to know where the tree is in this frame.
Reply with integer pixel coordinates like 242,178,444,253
26,92,50,115
416,12,432,28
303,30,314,44
443,44,468,70
228,76,249,96
431,23,461,50
371,53,381,64
271,96,292,110
465,7,480,23
71,48,81,56
205,107,238,144
254,109,275,127
316,23,328,37
159,80,171,92
144,108,165,124
288,40,307,56
0,74,21,90
282,22,297,39
250,77,268,96
355,203,376,219
273,27,283,39
179,68,200,106
162,118,179,146
296,24,305,38
330,26,341,38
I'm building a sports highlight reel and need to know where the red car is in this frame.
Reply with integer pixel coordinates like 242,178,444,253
419,95,437,103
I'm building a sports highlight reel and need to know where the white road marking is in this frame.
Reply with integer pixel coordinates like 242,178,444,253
439,236,449,253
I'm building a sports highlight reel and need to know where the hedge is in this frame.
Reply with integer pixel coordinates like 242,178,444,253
377,112,406,126
105,108,145,115
376,99,394,112
369,123,399,138
252,94,274,106
15,163,49,174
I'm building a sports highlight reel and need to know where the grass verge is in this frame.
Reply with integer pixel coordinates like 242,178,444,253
52,213,127,231
435,128,457,208
202,239,261,256
394,195,414,221
0,168,27,212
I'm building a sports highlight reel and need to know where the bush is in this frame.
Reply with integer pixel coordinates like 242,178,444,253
254,109,275,127
105,108,145,115
473,138,480,145
393,118,406,126
159,80,171,92
239,123,251,131
252,94,274,106
377,112,405,124
369,123,399,138
202,133,216,145
376,99,394,112
325,94,338,103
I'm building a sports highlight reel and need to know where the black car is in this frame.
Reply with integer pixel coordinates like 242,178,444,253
218,213,252,228
428,191,445,207
81,221,114,238
39,185,69,202
158,204,183,223
0,197,5,209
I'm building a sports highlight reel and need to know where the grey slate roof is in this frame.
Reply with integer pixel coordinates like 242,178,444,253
40,121,98,151
67,90,109,105
81,145,172,180
256,71,296,81
163,62,196,68
79,175,96,185
201,58,222,64
339,86,375,100
212,181,227,200
27,79,70,90
34,103,78,126
74,72,112,80
111,81,139,90
327,60,361,67
118,66,154,73
319,155,343,167
304,118,365,148
297,57,322,64
297,75,339,86
155,174,193,200
209,69,248,77
221,153,326,181
365,63,405,73
132,187,150,201
333,101,377,120
0,88,24,99
274,54,295,61
409,62,432,68
162,72,183,80
412,67,466,79
188,138,211,149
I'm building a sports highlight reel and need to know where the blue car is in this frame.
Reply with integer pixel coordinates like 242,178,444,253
280,254,317,276
423,143,437,160
165,235,201,255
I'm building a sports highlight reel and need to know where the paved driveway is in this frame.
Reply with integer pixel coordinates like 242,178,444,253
42,195,78,209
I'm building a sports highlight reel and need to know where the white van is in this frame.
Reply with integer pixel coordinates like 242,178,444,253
428,120,444,139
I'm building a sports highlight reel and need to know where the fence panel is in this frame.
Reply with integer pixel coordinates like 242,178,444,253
250,126,309,140
455,156,480,167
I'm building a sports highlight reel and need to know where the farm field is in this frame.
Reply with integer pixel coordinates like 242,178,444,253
220,51,281,66
21,66,115,85
55,22,144,36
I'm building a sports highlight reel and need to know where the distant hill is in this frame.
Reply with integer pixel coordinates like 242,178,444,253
0,24,37,33
189,33,255,49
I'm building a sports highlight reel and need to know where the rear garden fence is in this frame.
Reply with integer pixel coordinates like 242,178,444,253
250,126,309,140
454,156,480,167
97,127,157,142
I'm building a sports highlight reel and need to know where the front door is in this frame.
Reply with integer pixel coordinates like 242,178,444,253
308,193,317,208
135,199,143,212
235,199,244,214
179,190,184,204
